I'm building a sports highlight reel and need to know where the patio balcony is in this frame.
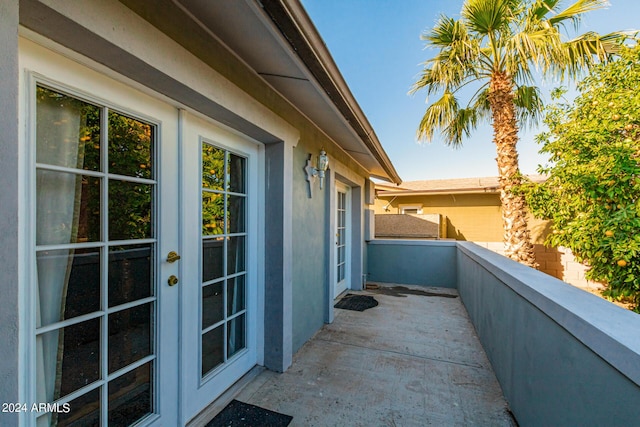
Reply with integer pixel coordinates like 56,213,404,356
367,240,640,426
201,240,640,426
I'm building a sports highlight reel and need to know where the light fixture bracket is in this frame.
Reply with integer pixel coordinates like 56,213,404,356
304,149,329,198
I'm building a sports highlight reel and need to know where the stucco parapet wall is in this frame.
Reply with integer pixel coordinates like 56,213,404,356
457,241,640,386
368,239,457,247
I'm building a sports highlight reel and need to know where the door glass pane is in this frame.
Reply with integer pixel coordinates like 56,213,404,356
227,275,245,317
108,180,152,240
228,154,245,193
227,236,245,275
108,244,153,307
202,238,224,282
36,248,100,326
227,313,245,359
201,143,248,379
202,192,224,235
108,362,153,425
108,303,153,373
108,111,153,179
202,326,224,375
37,318,101,402
202,145,225,191
36,171,101,245
228,195,245,233
48,387,100,427
202,282,224,329
36,86,101,172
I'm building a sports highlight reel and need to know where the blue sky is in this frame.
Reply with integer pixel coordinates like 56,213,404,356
300,0,640,182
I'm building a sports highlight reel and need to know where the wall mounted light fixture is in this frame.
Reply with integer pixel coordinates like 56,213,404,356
304,149,329,197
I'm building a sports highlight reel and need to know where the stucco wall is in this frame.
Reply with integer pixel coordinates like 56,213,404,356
375,193,548,244
366,240,457,288
456,242,640,426
0,1,19,423
291,141,328,353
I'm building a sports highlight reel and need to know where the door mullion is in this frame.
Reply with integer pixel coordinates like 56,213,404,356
101,106,109,427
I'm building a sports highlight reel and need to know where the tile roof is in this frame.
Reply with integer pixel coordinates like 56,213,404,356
377,174,546,195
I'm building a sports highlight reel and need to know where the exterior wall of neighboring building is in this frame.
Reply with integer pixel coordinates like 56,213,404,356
374,193,507,242
375,192,599,290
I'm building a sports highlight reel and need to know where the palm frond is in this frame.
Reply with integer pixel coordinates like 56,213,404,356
444,108,480,145
529,0,562,22
416,91,460,143
423,14,466,47
559,31,629,77
461,0,516,35
507,26,566,75
548,0,610,30
471,86,492,117
513,85,543,129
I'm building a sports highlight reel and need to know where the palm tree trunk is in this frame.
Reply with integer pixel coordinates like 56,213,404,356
489,72,538,268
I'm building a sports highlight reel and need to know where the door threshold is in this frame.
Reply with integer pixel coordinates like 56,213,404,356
186,365,265,427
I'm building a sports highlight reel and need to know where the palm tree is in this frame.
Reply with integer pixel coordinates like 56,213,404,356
411,0,627,267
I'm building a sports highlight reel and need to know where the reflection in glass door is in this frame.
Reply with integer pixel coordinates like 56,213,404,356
34,85,157,426
201,143,247,379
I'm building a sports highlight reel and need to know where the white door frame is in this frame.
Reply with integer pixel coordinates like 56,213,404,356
334,181,352,299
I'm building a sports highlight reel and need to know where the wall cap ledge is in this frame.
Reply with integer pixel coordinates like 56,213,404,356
457,241,640,386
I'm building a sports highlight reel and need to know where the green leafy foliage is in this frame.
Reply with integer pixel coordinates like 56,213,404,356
524,45,640,311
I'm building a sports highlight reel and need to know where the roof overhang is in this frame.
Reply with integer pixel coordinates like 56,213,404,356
378,188,501,197
167,0,401,183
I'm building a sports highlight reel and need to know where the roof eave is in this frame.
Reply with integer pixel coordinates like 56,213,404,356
260,0,402,184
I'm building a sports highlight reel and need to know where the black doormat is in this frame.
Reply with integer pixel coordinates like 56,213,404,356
334,294,378,311
205,400,292,427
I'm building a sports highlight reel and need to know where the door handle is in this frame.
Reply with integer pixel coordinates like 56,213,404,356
166,251,181,263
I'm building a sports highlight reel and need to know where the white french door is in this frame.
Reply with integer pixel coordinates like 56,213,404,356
335,182,352,298
179,113,261,424
23,39,262,427
24,39,180,427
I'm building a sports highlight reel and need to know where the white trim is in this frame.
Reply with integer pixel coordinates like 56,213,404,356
399,204,423,214
334,181,352,298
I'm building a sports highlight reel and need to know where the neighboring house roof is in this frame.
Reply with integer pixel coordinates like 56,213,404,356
120,0,401,183
377,175,546,196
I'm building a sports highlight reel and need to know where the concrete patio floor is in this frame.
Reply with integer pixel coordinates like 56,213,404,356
235,284,516,426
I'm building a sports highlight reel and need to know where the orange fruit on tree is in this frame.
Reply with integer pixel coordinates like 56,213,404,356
605,230,614,237
617,259,627,267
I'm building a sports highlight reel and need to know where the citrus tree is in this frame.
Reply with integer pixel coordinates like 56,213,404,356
525,45,640,311
411,0,627,267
